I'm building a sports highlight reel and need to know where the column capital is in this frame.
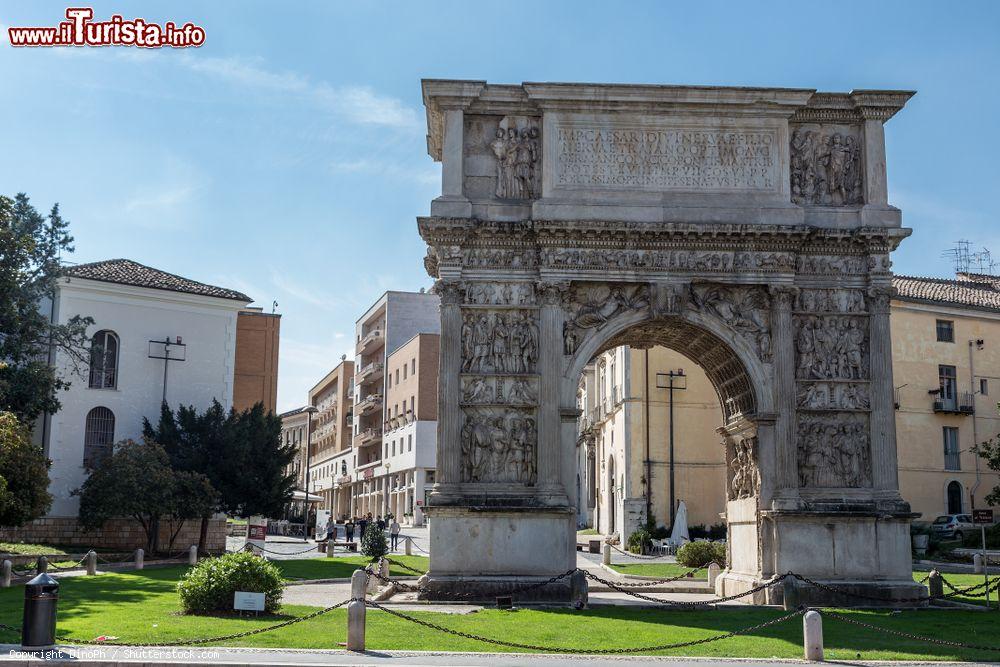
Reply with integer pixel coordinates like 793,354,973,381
867,285,895,314
770,285,798,310
434,279,465,306
537,280,571,306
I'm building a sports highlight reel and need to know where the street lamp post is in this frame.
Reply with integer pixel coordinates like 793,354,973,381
303,405,319,541
383,462,391,518
656,369,686,527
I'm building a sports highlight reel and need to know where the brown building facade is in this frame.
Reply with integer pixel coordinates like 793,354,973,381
233,308,280,413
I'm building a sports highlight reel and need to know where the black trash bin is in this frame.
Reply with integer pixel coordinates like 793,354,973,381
22,573,59,649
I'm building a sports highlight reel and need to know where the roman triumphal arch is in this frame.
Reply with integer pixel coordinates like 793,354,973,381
416,80,923,605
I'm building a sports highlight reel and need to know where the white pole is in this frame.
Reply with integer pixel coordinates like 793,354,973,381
86,550,97,575
188,544,198,566
135,548,144,570
707,562,721,587
803,610,824,661
602,542,611,566
405,536,412,556
1,560,10,588
347,569,367,652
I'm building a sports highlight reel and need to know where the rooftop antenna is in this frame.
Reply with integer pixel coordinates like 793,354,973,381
272,300,279,314
942,241,998,277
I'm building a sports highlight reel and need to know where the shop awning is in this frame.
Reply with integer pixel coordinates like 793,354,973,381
291,490,324,503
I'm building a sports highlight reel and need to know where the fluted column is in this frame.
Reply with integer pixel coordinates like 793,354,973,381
432,280,464,496
536,281,569,505
868,285,899,492
770,286,800,502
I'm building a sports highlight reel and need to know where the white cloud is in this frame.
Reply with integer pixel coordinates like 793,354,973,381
269,270,341,311
178,54,420,129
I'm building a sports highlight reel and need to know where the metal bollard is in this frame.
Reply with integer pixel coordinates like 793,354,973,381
927,570,943,598
602,543,611,566
405,536,412,556
135,548,144,570
347,569,367,652
366,564,379,595
803,609,823,661
1,560,11,588
327,541,336,558
35,556,47,575
783,575,800,611
86,551,97,576
707,562,721,587
379,557,389,583
974,554,984,574
188,545,198,566
21,573,59,650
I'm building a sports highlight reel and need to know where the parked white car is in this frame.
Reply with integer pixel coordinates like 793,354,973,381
930,514,976,540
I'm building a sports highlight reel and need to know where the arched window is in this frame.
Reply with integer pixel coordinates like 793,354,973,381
946,480,964,515
84,407,115,468
88,330,119,389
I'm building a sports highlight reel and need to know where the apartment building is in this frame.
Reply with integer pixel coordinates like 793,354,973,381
307,358,355,517
352,291,440,523
577,272,1000,540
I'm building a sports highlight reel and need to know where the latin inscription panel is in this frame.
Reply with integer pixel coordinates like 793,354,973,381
553,122,779,193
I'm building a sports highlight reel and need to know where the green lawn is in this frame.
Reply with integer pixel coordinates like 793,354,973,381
577,528,599,536
1,565,998,660
0,542,71,557
931,571,998,608
608,562,705,578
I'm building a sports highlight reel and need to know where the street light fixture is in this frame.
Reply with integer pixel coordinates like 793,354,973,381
303,405,319,542
383,461,391,518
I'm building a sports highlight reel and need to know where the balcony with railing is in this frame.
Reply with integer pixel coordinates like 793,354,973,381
354,427,383,447
356,360,384,385
356,393,383,416
357,328,385,354
933,391,975,415
384,409,415,433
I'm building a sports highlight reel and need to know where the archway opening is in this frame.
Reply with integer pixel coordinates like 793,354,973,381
572,315,761,560
946,480,963,515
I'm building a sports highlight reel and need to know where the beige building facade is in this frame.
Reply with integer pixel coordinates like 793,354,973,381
578,273,1000,540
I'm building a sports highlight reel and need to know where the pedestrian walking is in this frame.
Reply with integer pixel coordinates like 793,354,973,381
389,517,401,551
357,517,369,542
376,515,386,532
345,518,355,543
326,519,337,542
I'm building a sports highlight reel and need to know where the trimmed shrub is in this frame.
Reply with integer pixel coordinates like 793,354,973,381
361,522,388,560
626,528,653,554
677,540,726,568
177,551,283,614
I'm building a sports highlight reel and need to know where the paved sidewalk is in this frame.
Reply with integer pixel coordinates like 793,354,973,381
0,645,990,666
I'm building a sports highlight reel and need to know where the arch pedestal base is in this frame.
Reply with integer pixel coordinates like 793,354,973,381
419,505,578,603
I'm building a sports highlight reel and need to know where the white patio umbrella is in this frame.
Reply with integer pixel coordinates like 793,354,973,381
669,501,690,545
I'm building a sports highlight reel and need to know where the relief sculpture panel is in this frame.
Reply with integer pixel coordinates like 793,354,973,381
562,283,650,355
797,413,871,488
460,408,537,485
465,281,537,306
461,310,538,374
795,315,868,380
689,283,771,361
790,125,863,206
728,435,759,501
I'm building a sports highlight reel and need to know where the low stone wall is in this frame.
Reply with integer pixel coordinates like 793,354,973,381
0,517,226,552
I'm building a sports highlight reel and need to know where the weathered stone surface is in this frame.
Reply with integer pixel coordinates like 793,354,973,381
418,79,919,604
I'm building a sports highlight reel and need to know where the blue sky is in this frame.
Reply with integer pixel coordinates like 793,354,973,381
3,1,999,411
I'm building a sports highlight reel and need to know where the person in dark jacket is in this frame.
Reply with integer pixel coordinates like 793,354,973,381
345,518,355,542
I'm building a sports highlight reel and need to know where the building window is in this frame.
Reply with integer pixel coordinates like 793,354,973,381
981,378,989,396
412,358,416,375
392,441,396,456
408,434,413,451
947,480,963,514
403,364,407,380
943,427,960,471
935,320,954,343
388,373,392,388
83,406,115,468
88,330,119,389
939,365,957,410
395,369,400,384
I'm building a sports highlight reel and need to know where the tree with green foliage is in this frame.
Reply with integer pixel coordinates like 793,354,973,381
0,194,93,422
972,434,1000,507
76,439,215,553
0,411,52,526
144,400,296,549
361,521,388,560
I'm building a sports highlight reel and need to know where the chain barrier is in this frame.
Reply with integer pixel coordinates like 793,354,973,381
0,622,21,635
365,598,803,654
367,567,578,601
598,568,704,587
583,570,783,606
44,555,90,572
382,556,425,576
408,539,430,555
246,543,320,557
791,572,999,605
48,599,354,647
940,576,991,595
608,544,666,560
821,610,1000,654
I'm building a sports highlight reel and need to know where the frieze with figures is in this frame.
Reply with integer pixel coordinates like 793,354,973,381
464,282,537,306
460,407,537,485
797,413,871,488
728,435,759,501
461,375,538,407
461,310,539,374
795,315,868,381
